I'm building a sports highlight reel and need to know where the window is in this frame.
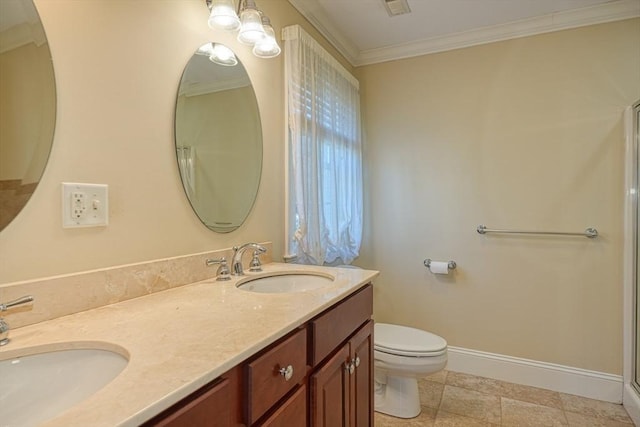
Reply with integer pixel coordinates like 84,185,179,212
283,25,363,265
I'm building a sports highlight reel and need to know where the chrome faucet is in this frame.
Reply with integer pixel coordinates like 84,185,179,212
0,295,34,346
205,257,231,281
231,243,267,276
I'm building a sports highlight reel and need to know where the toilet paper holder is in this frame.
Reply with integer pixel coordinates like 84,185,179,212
423,259,457,270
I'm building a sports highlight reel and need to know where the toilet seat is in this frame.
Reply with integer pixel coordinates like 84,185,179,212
375,323,447,357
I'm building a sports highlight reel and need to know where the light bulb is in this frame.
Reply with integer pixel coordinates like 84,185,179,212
253,22,280,58
195,43,215,56
209,43,238,66
237,7,265,45
207,0,240,31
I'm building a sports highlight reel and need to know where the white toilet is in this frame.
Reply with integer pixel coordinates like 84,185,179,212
374,322,448,418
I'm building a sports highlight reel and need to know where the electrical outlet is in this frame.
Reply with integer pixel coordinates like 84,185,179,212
62,183,109,228
71,192,86,219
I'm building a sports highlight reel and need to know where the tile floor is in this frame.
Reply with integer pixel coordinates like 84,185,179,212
374,370,636,426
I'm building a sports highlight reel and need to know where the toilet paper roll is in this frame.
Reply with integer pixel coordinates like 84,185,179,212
429,261,450,274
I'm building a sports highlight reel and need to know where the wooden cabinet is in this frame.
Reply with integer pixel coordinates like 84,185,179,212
143,366,243,427
143,283,373,427
311,284,373,365
252,283,373,427
349,321,374,427
245,327,308,425
310,342,350,426
310,320,373,427
260,384,307,426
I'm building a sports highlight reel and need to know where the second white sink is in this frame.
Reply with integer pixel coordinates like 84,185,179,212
237,272,334,293
0,345,128,426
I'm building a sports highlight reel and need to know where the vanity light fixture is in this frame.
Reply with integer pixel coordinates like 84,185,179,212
195,42,238,66
195,42,215,56
237,0,265,45
210,43,238,66
206,0,280,58
253,16,281,58
207,0,240,30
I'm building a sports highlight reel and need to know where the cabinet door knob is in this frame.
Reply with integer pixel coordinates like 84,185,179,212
279,365,294,381
353,355,361,368
344,361,355,375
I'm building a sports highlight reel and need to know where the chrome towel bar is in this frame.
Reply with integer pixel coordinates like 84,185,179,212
477,225,598,238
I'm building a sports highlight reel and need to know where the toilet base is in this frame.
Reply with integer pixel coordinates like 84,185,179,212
374,374,421,418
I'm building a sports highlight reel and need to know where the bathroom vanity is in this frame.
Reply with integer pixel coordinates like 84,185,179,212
144,284,373,426
0,263,378,427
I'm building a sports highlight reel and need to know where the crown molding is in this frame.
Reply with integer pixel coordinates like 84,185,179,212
288,0,640,67
179,75,251,97
287,0,360,65
355,0,640,65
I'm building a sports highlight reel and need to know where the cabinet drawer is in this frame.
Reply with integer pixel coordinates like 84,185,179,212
260,384,307,427
145,377,230,427
311,284,372,365
246,327,308,425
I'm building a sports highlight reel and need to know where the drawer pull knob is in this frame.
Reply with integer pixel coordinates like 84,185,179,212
354,356,361,368
279,365,294,381
345,361,355,375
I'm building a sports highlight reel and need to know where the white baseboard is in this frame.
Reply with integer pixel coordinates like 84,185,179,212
447,346,623,403
624,384,640,425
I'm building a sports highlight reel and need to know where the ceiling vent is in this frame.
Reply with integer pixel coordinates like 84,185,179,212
383,0,411,17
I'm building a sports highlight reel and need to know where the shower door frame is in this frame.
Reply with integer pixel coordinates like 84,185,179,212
634,101,640,396
624,100,640,424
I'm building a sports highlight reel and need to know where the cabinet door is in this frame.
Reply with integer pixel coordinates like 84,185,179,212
310,344,350,427
349,321,373,427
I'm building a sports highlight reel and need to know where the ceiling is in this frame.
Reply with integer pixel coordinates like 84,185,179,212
287,0,640,66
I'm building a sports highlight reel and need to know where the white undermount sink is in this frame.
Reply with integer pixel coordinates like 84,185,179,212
237,272,334,293
0,345,128,426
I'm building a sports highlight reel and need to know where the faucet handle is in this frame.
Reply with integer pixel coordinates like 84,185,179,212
0,295,33,346
0,295,34,312
205,257,231,281
249,250,263,272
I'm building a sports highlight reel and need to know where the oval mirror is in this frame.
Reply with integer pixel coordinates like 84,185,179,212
175,43,262,233
0,0,56,231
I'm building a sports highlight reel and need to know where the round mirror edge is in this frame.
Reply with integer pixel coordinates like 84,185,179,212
172,59,219,233
0,0,57,232
173,42,263,234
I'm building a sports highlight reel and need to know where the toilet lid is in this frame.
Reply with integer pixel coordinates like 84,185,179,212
375,323,447,357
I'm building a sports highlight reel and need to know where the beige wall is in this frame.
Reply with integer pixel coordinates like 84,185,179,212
0,0,349,283
1,0,637,377
356,19,640,375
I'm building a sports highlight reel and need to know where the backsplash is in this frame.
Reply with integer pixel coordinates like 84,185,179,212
0,242,272,329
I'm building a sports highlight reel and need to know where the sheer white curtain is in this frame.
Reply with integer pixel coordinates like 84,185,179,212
283,25,363,266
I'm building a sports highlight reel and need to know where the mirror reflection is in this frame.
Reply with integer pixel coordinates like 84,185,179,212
175,43,262,233
0,0,56,231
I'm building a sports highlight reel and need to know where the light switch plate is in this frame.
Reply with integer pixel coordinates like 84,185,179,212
62,182,109,228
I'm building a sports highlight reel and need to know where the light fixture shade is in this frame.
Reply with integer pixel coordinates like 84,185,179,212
209,43,238,66
237,7,265,45
195,42,215,56
207,0,240,30
253,21,280,58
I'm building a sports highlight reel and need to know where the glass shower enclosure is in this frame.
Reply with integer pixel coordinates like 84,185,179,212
623,100,640,425
634,101,640,395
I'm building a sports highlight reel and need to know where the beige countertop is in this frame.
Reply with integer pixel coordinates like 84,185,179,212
0,263,379,427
